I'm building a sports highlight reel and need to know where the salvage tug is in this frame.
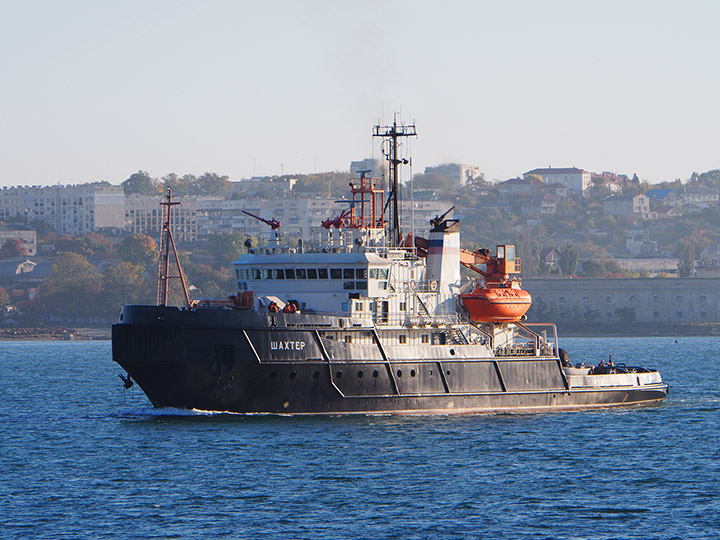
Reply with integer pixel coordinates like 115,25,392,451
112,120,668,414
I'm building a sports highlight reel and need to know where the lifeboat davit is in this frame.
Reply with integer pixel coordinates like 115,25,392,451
461,282,532,323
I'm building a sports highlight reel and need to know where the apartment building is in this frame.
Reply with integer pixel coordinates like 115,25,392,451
0,184,124,235
124,194,208,242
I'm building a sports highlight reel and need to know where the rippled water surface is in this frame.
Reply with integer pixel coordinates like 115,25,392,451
1,338,718,539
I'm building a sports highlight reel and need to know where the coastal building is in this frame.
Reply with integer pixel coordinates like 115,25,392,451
0,225,37,255
195,197,452,242
0,184,124,235
124,194,208,243
523,167,591,194
350,159,385,178
645,188,683,207
424,163,483,188
603,194,652,219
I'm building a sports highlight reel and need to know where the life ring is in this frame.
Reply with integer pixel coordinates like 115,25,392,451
429,280,438,291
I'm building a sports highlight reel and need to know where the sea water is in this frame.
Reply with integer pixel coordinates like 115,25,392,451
0,338,718,540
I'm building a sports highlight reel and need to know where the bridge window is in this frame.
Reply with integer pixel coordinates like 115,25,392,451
343,281,355,290
285,268,295,279
330,268,342,279
307,268,318,279
399,335,407,344
344,268,355,279
318,268,329,279
296,268,307,279
356,268,367,279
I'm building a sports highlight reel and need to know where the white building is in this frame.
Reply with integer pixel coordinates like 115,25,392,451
424,163,483,188
523,167,591,194
124,194,208,242
0,184,124,235
195,197,453,244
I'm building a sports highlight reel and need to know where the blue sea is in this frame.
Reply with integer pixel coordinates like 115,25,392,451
1,337,718,540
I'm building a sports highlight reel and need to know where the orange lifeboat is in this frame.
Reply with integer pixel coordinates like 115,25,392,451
461,282,532,323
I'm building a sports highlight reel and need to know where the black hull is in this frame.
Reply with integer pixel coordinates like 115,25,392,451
112,306,668,415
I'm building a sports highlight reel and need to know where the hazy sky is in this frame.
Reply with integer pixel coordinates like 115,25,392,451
1,0,718,187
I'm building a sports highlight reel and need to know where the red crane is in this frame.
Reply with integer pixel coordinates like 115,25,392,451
242,210,281,230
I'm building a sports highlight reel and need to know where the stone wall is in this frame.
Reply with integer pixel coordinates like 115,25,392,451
523,277,720,326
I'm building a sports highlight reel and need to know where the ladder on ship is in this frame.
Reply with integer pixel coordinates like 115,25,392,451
447,327,469,345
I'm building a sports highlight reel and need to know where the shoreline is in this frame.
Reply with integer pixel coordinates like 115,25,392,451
1,323,719,341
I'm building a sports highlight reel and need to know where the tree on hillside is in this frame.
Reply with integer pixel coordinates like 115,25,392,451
162,173,197,196
677,239,696,278
0,287,10,309
205,232,246,266
35,252,103,318
100,262,151,317
117,234,158,267
122,170,161,195
559,244,579,276
188,172,230,195
0,238,29,258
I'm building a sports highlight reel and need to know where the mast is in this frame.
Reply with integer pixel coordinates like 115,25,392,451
157,188,192,307
373,116,417,246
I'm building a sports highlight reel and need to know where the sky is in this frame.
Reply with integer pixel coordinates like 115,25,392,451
0,0,718,187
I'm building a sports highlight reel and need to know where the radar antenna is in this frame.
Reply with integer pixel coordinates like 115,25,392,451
373,115,416,246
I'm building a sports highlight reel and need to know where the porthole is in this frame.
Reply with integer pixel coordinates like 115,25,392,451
373,370,379,378
429,370,433,376
446,370,451,376
450,349,456,356
336,371,343,379
410,369,416,377
397,369,403,377
289,371,296,380
357,370,364,378
313,371,320,379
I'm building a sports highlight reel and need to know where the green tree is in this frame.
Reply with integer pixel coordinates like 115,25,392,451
677,240,696,277
100,262,151,317
205,232,246,266
117,234,158,267
558,244,579,276
122,170,161,195
162,173,197,195
188,172,230,195
35,252,103,319
0,238,29,258
0,287,10,309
